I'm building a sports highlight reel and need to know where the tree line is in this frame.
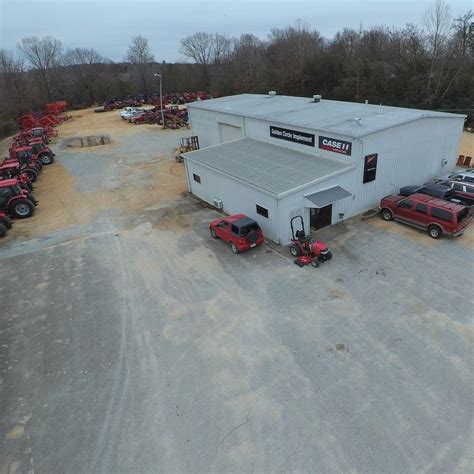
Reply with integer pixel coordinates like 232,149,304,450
0,0,472,135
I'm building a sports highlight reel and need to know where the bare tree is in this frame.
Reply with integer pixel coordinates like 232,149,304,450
180,32,234,88
453,10,473,56
126,36,155,98
64,48,108,104
267,20,323,95
231,34,266,92
18,36,62,102
0,49,26,109
423,0,452,102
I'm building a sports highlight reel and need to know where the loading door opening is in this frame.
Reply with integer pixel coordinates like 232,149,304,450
310,205,332,230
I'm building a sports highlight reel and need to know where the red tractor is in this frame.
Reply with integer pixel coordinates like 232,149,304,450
0,211,13,238
0,164,34,191
0,180,36,218
289,215,332,267
27,139,55,165
4,147,43,182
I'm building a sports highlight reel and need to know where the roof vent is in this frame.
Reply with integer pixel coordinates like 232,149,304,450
268,91,276,96
313,94,322,103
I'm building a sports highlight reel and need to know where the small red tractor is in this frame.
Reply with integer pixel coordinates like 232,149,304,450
0,179,37,218
289,215,332,267
5,147,43,182
0,163,33,191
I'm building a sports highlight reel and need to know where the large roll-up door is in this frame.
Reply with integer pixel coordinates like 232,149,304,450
219,123,242,143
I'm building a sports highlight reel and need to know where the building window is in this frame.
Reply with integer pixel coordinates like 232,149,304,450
256,205,268,218
193,173,201,183
363,153,378,183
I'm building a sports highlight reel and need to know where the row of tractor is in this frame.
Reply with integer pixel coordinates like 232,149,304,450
94,91,209,113
0,122,60,238
121,105,190,129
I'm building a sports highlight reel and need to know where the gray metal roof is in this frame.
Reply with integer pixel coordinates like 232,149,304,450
183,138,354,197
305,186,352,208
188,94,465,138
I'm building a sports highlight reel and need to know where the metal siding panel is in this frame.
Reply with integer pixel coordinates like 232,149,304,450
185,161,279,242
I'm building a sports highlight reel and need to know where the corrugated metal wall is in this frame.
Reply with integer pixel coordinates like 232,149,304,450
188,107,465,245
184,159,280,242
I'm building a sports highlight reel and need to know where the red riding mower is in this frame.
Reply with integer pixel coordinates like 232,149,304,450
0,180,37,218
289,215,332,268
0,211,13,238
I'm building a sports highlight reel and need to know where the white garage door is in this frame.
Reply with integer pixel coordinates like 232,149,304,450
219,123,242,143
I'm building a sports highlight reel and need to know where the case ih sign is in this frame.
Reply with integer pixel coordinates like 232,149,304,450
270,126,315,147
319,136,352,156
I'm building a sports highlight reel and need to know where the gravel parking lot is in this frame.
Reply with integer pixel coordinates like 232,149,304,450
1,109,473,473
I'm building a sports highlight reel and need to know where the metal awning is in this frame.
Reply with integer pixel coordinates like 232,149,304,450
304,186,352,208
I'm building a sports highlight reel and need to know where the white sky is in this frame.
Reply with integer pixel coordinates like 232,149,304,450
0,0,472,62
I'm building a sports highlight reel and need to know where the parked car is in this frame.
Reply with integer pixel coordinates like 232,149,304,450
448,169,474,183
120,107,142,120
399,183,455,200
380,193,471,239
426,180,474,206
209,214,265,253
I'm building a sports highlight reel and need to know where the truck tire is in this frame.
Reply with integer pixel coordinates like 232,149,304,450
381,208,393,221
428,225,442,239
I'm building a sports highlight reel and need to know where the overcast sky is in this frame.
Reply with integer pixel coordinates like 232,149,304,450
0,0,471,62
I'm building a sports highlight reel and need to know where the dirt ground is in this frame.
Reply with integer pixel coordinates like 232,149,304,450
459,131,474,158
2,108,189,240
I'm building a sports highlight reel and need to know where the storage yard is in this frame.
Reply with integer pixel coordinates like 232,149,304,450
1,103,473,472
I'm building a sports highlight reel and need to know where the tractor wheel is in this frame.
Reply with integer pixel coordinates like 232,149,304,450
0,223,7,238
165,120,173,128
290,244,301,257
381,208,393,221
24,168,38,183
40,153,54,165
230,242,239,254
0,215,13,229
27,193,38,205
210,228,218,239
311,259,319,268
428,225,442,239
9,199,35,218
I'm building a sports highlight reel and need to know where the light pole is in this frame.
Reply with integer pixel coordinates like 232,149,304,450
153,73,165,129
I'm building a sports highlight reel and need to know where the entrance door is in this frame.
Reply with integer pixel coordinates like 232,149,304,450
310,205,332,230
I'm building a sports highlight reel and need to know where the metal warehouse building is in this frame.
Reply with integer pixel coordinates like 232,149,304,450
183,93,465,244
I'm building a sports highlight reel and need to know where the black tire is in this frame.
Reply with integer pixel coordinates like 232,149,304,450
27,193,38,205
0,215,13,229
290,244,301,257
210,228,218,239
428,225,442,239
230,242,239,254
24,168,37,182
327,251,333,260
40,153,54,165
9,199,35,218
311,259,319,268
381,208,393,221
0,223,6,238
